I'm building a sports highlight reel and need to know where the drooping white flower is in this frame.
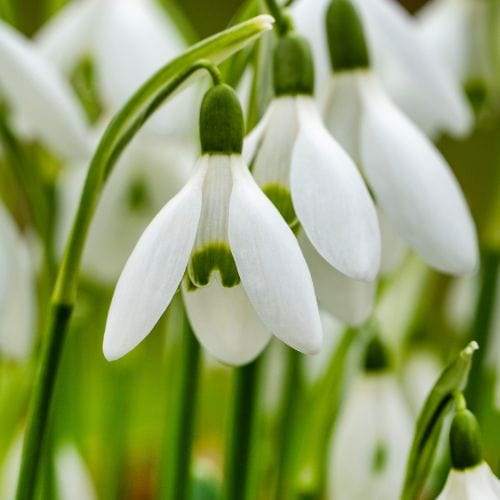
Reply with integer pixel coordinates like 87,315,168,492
322,0,478,276
0,203,36,360
36,0,197,135
328,340,413,500
437,463,500,500
417,0,490,89
57,127,196,285
0,19,90,159
104,84,322,365
292,0,473,138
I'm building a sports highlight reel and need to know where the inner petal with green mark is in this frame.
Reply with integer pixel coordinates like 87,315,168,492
372,441,388,474
263,183,299,231
187,155,240,289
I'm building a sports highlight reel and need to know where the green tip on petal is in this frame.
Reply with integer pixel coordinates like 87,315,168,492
263,183,299,231
450,407,483,470
199,83,244,155
326,0,370,73
363,336,391,372
188,242,240,288
273,33,315,96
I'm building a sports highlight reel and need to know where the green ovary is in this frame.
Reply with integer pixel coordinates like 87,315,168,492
263,183,300,233
188,242,240,288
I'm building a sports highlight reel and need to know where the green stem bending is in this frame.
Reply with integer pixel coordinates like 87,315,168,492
162,309,201,500
465,250,500,413
15,15,271,497
264,0,293,35
15,303,73,500
223,358,261,500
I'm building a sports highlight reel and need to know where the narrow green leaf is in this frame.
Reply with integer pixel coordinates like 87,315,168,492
401,341,479,500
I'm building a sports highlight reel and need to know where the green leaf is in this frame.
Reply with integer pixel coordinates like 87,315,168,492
401,341,479,500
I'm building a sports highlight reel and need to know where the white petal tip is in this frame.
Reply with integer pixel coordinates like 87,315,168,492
464,341,479,356
102,336,126,362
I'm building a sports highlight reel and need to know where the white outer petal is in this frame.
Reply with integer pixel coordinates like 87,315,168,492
359,74,478,275
35,0,99,73
0,20,90,159
182,280,271,366
351,0,473,138
56,446,97,500
103,158,206,360
328,374,413,500
291,97,380,281
436,463,500,500
378,208,407,276
0,204,36,360
300,234,375,326
228,157,322,354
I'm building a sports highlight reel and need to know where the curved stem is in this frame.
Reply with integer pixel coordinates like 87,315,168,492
264,0,293,36
223,358,261,500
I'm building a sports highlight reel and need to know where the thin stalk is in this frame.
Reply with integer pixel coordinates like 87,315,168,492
264,0,293,35
15,303,72,500
465,250,500,413
161,309,201,500
223,358,261,500
274,348,302,500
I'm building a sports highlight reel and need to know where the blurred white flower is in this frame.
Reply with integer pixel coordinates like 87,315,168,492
0,19,90,159
0,439,96,500
323,70,478,276
104,85,322,365
292,0,472,138
0,203,36,360
417,0,490,88
56,128,196,285
328,368,413,500
36,0,198,135
437,463,500,500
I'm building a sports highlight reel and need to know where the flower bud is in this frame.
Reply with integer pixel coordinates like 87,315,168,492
326,0,370,72
199,83,244,155
363,336,391,372
273,33,315,97
449,408,483,470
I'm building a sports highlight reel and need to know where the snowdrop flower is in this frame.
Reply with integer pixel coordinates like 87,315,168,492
417,0,490,95
57,128,195,285
292,0,472,138
0,438,96,500
36,0,197,135
0,19,89,159
245,32,380,324
328,337,413,500
104,83,322,365
322,0,478,276
437,407,500,499
0,203,36,360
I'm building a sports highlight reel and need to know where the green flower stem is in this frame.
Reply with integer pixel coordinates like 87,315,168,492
274,348,302,500
15,17,273,499
265,0,293,35
223,358,261,500
15,303,72,500
161,307,201,500
465,250,500,413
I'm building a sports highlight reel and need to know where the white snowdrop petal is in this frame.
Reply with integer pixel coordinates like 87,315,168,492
228,157,322,354
182,280,271,366
291,97,380,281
359,75,478,275
103,159,206,361
242,102,271,164
300,234,375,326
378,208,407,276
322,73,363,164
0,205,36,360
437,463,500,500
351,0,472,137
35,0,99,73
0,20,90,159
56,446,97,500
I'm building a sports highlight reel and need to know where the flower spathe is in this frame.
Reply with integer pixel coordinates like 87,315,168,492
437,463,500,500
323,69,478,275
0,19,90,159
245,94,381,283
104,84,322,365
